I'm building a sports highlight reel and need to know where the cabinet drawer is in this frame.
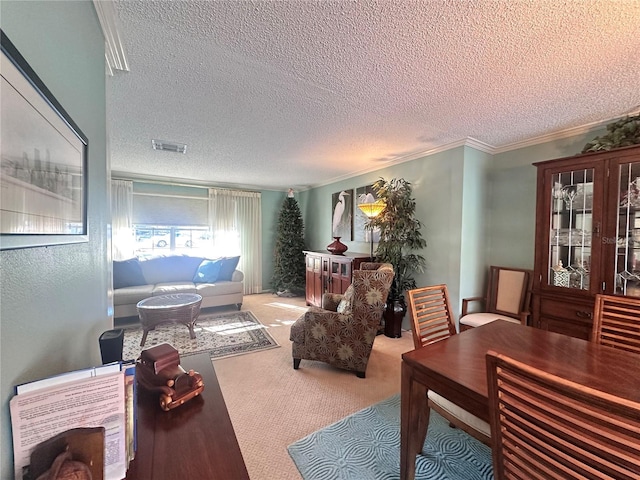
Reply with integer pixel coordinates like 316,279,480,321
539,297,594,323
538,316,592,340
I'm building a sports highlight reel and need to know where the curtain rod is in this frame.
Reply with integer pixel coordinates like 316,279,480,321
111,176,262,193
133,191,207,201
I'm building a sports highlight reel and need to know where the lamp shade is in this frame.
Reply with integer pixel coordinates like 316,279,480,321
358,200,385,218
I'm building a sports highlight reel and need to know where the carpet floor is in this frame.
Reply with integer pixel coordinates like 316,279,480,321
121,309,279,361
288,394,494,480
205,294,416,479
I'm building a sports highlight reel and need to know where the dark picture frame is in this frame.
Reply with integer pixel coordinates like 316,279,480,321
0,30,88,250
331,189,353,240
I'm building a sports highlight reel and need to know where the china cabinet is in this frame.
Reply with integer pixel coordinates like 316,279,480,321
303,251,369,307
533,144,640,339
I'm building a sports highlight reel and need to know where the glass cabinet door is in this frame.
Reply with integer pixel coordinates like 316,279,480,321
548,168,594,290
615,162,640,296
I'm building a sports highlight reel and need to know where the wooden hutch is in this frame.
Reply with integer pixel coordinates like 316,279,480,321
532,144,640,339
303,250,370,307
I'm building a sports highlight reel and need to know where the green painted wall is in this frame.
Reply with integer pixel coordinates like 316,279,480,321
302,128,613,329
487,127,608,271
300,146,473,327
0,2,108,476
261,189,290,290
458,147,492,309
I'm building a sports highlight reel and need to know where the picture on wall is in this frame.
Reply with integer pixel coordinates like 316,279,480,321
331,189,353,240
355,184,381,243
0,30,88,250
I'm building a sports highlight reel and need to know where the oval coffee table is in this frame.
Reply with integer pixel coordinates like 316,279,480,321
136,293,203,347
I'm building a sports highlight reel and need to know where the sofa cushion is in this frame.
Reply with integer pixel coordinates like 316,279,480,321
193,258,223,283
196,281,243,296
218,256,240,281
140,255,204,285
113,258,146,289
152,282,197,296
113,284,154,305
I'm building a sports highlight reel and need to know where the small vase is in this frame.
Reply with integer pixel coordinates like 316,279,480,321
327,236,348,255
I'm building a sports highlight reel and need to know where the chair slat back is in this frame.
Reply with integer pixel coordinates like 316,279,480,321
407,285,457,349
592,294,640,354
487,351,640,480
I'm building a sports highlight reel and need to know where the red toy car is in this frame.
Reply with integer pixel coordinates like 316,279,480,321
136,343,204,411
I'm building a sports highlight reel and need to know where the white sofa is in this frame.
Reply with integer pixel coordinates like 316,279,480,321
113,255,243,320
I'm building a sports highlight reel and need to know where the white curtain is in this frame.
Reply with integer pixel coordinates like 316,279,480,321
209,188,262,294
111,179,135,260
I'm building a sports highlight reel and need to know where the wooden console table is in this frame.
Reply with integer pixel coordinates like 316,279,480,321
304,250,370,307
125,353,249,479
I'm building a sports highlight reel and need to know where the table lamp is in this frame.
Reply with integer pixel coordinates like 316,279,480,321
357,200,385,260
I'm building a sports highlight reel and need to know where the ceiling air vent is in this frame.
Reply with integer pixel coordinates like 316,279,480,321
151,139,187,154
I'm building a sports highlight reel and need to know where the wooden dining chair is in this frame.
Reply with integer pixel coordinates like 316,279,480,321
407,284,457,349
407,285,491,446
486,350,640,479
592,294,640,354
459,266,533,331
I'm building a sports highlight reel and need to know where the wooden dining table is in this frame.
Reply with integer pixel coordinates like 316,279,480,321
400,320,640,480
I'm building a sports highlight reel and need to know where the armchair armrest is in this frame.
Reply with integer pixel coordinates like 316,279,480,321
322,293,344,311
461,296,486,316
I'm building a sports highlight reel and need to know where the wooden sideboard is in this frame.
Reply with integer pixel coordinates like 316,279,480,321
125,353,249,479
303,250,370,307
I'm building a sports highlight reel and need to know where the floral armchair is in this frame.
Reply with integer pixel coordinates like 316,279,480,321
290,263,394,378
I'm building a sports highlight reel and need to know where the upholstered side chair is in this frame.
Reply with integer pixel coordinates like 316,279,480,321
289,263,394,378
459,265,533,331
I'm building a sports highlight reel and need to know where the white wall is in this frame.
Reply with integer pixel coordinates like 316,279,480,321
0,2,109,476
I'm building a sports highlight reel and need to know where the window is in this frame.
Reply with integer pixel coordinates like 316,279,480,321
134,225,212,258
131,183,211,258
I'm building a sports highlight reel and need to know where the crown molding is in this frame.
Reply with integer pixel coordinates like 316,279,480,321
93,0,129,76
493,109,640,154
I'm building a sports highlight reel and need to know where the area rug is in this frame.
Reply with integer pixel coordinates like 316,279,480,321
287,394,493,480
122,310,279,361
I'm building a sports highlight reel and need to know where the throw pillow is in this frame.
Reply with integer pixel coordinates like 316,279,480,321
113,258,146,289
337,284,355,315
193,258,223,283
217,256,240,281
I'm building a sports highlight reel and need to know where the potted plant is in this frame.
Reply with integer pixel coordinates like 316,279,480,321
368,177,426,337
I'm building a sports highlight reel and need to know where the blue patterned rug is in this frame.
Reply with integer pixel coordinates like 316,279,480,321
288,394,494,480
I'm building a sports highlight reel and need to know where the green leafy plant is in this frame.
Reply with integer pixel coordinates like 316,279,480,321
582,114,640,153
368,177,426,300
271,190,306,296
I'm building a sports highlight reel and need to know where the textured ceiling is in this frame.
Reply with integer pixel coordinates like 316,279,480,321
107,0,640,191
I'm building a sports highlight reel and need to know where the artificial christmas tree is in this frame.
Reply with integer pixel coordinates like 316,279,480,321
271,189,306,296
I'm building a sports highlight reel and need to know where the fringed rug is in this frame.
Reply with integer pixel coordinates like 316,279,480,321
122,310,279,361
288,394,493,480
